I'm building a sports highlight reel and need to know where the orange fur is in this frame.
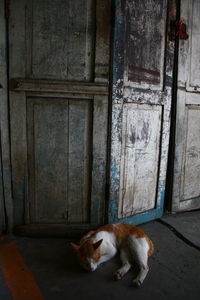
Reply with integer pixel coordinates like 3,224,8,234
71,223,154,260
83,224,154,257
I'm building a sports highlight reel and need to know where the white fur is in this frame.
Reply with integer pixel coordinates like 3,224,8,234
88,231,150,286
92,231,118,265
127,236,150,286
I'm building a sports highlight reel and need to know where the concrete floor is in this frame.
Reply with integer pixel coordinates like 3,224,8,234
0,211,200,300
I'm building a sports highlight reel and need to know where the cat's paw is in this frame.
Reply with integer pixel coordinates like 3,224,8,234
114,271,122,280
133,279,142,287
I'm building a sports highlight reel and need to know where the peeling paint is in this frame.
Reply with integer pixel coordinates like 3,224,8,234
109,0,175,225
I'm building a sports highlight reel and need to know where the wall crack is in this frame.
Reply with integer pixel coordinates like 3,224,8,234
157,219,200,253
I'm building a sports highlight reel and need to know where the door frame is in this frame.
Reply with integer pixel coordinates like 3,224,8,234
0,0,13,233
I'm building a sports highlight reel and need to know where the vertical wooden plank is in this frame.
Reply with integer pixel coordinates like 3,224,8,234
9,0,26,77
95,0,111,82
84,0,96,81
10,92,27,225
9,0,27,226
109,0,125,223
0,136,5,234
27,98,69,223
68,100,92,224
90,95,108,224
0,0,12,231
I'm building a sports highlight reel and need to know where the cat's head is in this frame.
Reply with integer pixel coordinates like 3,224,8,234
71,239,103,272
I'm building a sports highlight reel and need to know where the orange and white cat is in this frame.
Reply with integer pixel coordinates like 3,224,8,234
71,223,154,286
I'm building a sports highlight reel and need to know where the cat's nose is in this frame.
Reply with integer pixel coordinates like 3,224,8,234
85,263,92,272
87,266,93,272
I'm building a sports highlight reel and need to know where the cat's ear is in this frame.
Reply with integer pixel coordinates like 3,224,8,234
93,239,103,250
70,243,80,252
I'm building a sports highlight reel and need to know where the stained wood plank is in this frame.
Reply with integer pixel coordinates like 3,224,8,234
67,100,92,224
91,95,108,224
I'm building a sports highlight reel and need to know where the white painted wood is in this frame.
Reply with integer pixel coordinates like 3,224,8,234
172,0,200,211
118,104,162,218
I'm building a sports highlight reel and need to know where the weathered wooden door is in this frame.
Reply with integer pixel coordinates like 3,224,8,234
9,0,111,230
172,0,200,212
109,0,175,224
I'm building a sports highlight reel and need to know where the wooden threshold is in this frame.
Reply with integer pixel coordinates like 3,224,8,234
14,224,101,238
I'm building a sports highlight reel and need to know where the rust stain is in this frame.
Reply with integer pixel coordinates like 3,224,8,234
129,66,160,77
0,240,44,300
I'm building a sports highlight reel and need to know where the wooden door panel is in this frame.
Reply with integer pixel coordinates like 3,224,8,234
118,104,162,218
172,0,200,211
9,0,111,228
27,98,92,224
109,0,174,224
26,0,95,81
